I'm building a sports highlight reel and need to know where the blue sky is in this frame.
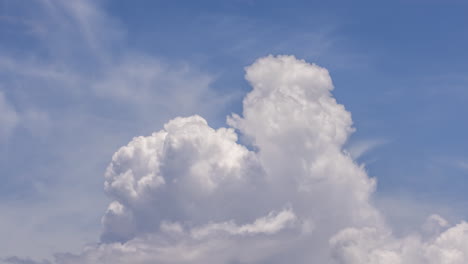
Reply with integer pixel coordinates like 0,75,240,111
1,0,468,262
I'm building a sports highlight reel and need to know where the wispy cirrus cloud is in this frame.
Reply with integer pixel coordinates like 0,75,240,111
0,92,18,141
0,0,232,259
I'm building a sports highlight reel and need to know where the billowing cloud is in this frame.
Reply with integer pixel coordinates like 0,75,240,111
330,218,468,264
22,55,468,263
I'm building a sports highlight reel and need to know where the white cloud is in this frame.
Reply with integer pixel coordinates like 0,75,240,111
330,219,468,264
190,208,297,239
33,55,381,263
0,0,229,260
422,214,449,235
31,55,468,264
100,114,262,243
0,89,50,142
1,1,466,263
346,138,388,160
91,56,232,118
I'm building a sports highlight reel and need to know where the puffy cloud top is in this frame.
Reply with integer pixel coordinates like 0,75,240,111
102,115,260,242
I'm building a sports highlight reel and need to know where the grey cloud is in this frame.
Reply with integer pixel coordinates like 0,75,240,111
2,256,50,264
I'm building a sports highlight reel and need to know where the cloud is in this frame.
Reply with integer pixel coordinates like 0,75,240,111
27,55,378,263
91,55,232,117
0,0,231,259
455,159,468,171
100,114,263,243
0,15,47,37
23,55,467,264
190,208,297,239
330,219,468,264
1,256,50,264
346,138,388,160
0,92,19,141
0,89,50,143
2,1,466,263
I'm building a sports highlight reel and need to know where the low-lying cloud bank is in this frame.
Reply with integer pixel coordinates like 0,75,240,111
8,55,468,264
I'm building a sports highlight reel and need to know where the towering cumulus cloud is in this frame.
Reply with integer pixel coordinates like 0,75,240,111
47,56,468,264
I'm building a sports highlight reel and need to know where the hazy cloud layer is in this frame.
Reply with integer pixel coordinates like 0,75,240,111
0,0,232,259
0,92,18,141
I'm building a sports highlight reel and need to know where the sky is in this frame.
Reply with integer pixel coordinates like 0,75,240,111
0,0,468,263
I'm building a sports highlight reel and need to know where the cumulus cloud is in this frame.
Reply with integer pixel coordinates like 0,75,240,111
330,219,468,264
22,55,468,263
